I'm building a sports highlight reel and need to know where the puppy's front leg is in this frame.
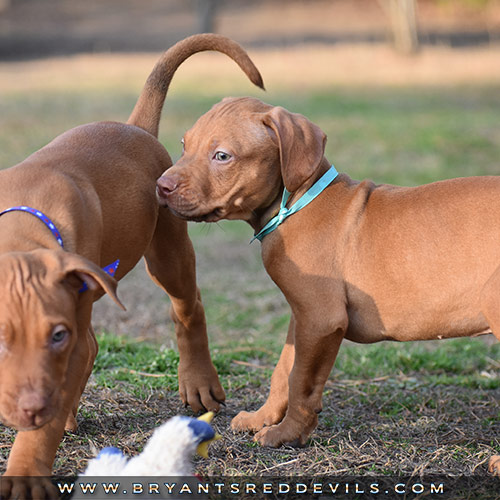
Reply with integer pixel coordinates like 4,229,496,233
254,310,346,447
232,314,297,432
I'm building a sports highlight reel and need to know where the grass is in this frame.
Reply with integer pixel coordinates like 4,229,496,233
0,49,499,485
2,87,500,188
92,333,499,396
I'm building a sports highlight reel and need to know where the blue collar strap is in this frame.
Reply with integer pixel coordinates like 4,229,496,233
252,165,339,243
0,206,64,247
0,205,120,291
79,259,120,292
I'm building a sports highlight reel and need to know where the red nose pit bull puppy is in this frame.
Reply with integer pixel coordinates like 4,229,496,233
0,36,263,498
157,97,499,471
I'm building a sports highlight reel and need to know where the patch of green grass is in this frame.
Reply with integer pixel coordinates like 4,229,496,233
378,395,422,417
93,332,281,394
93,331,499,398
335,338,499,388
92,332,179,390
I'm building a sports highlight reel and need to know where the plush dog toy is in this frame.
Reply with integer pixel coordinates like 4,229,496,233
82,413,220,476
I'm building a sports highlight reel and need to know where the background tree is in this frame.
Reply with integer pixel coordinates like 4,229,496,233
196,0,219,34
379,0,419,54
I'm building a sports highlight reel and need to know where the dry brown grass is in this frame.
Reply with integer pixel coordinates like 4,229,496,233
1,43,500,98
3,379,493,479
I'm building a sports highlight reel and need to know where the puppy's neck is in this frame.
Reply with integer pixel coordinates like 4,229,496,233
287,158,331,207
250,158,331,236
250,182,284,235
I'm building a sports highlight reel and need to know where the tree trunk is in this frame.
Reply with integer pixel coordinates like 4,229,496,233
0,0,11,13
197,0,218,34
381,0,419,54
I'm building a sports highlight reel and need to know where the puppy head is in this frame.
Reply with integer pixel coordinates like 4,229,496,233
0,249,123,431
156,97,326,224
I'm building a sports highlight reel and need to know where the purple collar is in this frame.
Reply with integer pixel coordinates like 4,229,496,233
0,206,119,290
0,206,64,247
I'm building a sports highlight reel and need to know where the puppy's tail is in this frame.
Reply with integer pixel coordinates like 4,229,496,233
127,34,264,138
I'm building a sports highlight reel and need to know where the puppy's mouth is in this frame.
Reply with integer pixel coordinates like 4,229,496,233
166,205,224,223
156,189,224,222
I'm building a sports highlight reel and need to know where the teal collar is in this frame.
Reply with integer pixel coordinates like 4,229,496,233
252,165,339,243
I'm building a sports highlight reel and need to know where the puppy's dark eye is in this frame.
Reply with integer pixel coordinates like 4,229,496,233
51,325,69,346
214,151,231,162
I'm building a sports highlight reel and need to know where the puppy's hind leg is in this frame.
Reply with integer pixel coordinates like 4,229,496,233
479,266,500,476
145,208,225,413
480,264,500,342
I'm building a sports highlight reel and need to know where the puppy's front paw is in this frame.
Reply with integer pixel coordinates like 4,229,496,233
254,414,316,448
178,361,226,413
231,404,286,433
0,476,57,500
489,455,500,475
231,410,266,433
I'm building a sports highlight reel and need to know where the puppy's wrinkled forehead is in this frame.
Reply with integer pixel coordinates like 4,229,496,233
0,252,66,315
187,97,272,145
197,97,271,125
217,96,271,114
0,253,45,298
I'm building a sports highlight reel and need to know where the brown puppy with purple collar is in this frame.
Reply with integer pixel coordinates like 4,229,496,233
157,96,500,455
0,36,263,498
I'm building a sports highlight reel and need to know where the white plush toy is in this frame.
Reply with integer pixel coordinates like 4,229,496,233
82,412,220,477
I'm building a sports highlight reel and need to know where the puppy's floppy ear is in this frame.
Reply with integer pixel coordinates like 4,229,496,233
262,106,326,192
37,249,126,311
64,255,125,310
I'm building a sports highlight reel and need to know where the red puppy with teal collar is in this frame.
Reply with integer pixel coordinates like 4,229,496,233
157,96,499,474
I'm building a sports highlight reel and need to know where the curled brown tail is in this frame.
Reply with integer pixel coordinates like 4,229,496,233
127,34,264,137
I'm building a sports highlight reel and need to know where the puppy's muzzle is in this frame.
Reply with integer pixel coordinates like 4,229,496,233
156,174,224,223
1,389,57,431
157,174,179,201
156,174,202,219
